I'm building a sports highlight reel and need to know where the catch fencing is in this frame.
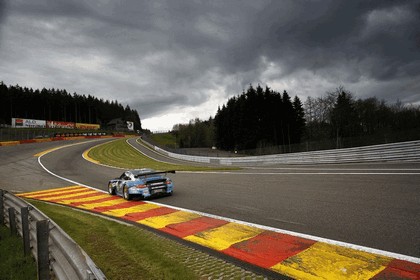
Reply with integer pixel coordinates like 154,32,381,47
149,140,420,165
0,190,106,280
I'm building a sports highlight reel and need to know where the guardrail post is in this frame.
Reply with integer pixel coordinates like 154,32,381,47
8,207,17,236
0,190,4,225
37,220,50,280
21,206,31,256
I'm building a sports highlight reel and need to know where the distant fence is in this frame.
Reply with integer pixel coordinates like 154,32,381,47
0,190,106,280
147,139,420,165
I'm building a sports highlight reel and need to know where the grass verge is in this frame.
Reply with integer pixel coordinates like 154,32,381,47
28,199,198,280
27,200,267,280
0,225,37,280
88,137,238,171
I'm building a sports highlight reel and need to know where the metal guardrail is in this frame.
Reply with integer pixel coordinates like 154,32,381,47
0,190,106,280
149,140,420,165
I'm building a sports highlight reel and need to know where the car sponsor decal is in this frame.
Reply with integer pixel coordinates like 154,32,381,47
17,186,420,280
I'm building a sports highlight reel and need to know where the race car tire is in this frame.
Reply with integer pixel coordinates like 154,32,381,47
108,183,115,195
123,186,132,200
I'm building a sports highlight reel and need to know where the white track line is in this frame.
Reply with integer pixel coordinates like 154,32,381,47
178,171,420,175
248,167,420,171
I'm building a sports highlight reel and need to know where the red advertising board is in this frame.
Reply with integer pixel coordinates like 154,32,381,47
47,121,75,129
14,118,23,127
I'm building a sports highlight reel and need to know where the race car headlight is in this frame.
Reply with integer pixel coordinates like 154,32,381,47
136,184,147,189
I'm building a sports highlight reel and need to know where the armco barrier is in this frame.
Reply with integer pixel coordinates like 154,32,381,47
1,190,106,280
149,140,420,165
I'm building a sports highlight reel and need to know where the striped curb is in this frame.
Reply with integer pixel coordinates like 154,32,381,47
17,186,420,280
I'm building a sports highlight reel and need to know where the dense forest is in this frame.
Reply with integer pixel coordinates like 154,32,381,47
214,85,305,150
0,82,142,130
172,84,420,152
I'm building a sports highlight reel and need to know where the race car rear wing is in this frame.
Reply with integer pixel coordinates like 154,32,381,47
134,170,176,178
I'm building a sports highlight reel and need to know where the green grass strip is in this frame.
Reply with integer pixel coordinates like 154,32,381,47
28,200,198,280
0,225,37,280
88,137,237,171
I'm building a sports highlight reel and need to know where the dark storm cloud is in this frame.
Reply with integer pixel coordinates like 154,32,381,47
1,0,419,129
249,1,420,79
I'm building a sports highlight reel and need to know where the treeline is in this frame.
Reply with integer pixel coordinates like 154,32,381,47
172,84,420,151
214,85,305,150
304,86,420,145
0,82,142,130
171,84,306,150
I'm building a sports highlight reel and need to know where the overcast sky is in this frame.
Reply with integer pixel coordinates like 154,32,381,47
1,1,419,131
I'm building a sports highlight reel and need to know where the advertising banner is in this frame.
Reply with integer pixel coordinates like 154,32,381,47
75,123,100,130
47,121,75,129
126,121,134,131
12,118,46,128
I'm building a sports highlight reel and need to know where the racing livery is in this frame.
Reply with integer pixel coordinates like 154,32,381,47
108,169,175,200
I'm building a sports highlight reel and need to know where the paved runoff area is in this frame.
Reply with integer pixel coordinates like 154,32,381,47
17,186,420,280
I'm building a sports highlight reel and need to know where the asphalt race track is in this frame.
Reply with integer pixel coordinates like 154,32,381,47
1,138,419,259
